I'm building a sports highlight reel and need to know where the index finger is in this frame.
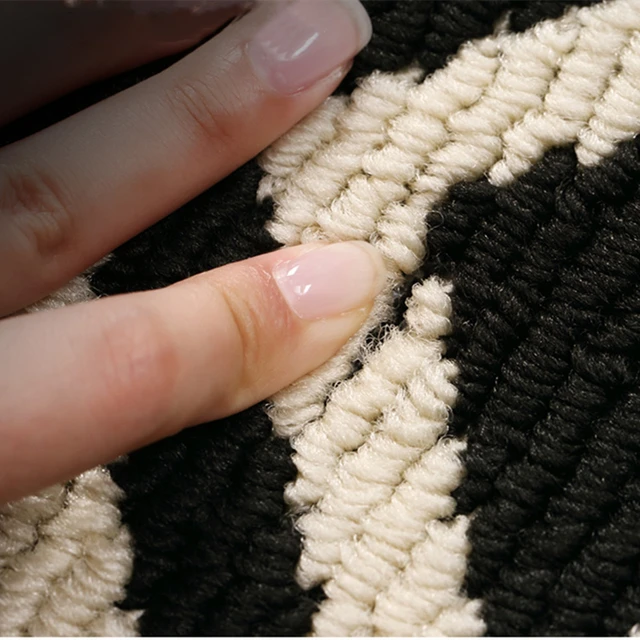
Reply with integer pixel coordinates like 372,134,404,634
0,0,371,317
0,241,385,503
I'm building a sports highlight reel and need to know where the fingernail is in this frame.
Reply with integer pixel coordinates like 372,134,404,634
247,0,372,95
273,242,386,320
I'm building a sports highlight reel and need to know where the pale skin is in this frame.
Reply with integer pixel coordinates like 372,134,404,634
0,0,382,504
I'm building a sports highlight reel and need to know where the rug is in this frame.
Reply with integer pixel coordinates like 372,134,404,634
2,0,640,635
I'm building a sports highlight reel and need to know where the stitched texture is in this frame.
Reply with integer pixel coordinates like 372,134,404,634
108,405,320,637
261,0,640,452
0,470,138,636
259,0,640,635
2,0,640,636
427,137,640,637
90,3,605,635
281,277,478,636
338,0,600,93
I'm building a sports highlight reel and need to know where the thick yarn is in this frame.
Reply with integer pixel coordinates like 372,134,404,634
263,0,640,260
0,469,137,636
258,0,640,634
427,137,640,637
108,405,320,636
1,0,638,636
86,2,599,635
283,277,478,636
23,272,97,313
339,1,600,93
262,0,640,443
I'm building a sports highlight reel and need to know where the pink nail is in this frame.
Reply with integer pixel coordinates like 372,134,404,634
247,0,371,95
273,242,385,320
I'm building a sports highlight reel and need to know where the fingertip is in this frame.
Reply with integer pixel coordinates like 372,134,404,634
245,0,371,96
190,242,386,419
272,242,387,321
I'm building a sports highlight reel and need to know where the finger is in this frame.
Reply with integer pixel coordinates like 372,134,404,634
0,0,248,126
0,241,386,503
0,0,371,317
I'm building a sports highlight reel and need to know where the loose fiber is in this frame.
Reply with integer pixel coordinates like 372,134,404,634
426,137,640,636
17,258,109,316
23,273,97,314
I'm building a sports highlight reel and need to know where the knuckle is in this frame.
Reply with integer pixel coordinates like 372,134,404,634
97,305,179,418
1,166,74,269
214,266,293,396
164,76,237,152
219,282,267,387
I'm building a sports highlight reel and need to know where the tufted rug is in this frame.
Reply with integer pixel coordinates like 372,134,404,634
2,0,640,636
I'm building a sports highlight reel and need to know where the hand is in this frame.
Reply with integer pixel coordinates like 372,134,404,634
0,0,381,504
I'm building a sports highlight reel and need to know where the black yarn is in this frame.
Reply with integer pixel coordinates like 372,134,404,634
425,138,640,636
609,579,640,636
0,1,619,635
0,0,593,147
90,160,279,294
86,3,586,631
108,403,321,636
507,0,598,32
337,0,600,93
88,153,314,636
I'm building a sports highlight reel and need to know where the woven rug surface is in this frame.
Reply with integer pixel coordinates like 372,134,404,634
2,0,640,636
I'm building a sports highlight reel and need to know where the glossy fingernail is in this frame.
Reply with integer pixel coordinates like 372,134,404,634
273,242,386,320
247,0,371,95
